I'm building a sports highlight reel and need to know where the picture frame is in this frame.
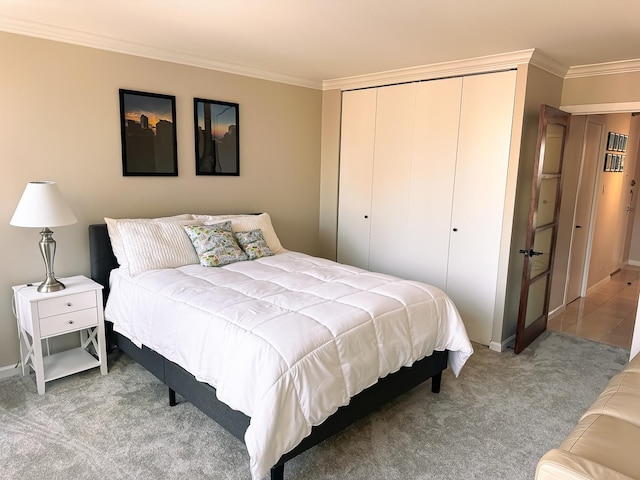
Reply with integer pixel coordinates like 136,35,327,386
604,153,611,172
119,89,178,176
607,132,616,151
621,135,628,152
194,98,240,176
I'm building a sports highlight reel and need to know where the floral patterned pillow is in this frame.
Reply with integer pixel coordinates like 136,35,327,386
183,221,247,267
234,229,274,260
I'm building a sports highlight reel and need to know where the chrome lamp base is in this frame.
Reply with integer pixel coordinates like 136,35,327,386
37,227,65,293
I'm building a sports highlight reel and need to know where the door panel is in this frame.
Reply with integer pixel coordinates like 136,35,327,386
337,89,377,268
447,70,517,345
514,105,571,353
403,77,462,288
565,119,604,302
368,83,416,276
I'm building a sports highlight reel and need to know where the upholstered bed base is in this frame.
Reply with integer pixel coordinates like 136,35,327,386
88,223,448,479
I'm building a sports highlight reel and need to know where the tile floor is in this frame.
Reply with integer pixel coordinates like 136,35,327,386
548,265,640,349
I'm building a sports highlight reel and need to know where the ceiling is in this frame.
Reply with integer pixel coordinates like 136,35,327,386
1,0,640,88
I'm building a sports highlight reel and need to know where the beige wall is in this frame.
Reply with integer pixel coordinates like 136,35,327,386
0,32,322,368
587,114,633,288
562,72,640,106
627,117,640,262
318,89,342,260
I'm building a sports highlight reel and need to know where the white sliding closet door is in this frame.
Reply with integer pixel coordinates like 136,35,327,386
403,77,463,288
337,88,377,269
368,83,417,277
446,70,517,344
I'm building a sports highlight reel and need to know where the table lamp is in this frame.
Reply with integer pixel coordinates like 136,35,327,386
10,181,78,293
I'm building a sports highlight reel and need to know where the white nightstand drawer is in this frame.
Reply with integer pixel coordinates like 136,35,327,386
39,308,98,337
37,291,97,318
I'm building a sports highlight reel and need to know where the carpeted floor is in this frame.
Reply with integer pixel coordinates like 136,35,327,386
0,331,630,480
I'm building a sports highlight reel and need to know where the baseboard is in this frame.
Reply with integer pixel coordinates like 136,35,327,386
548,304,566,319
628,259,640,267
586,275,611,296
0,363,20,380
490,334,514,353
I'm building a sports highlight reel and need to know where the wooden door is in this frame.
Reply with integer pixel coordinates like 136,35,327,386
447,71,517,345
337,88,377,269
514,105,571,354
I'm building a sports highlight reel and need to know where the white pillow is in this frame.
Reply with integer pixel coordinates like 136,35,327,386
116,219,200,276
105,214,193,270
191,213,284,253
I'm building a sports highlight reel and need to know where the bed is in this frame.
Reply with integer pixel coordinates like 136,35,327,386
88,213,473,480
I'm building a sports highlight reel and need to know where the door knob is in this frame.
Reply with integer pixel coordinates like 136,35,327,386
519,249,543,257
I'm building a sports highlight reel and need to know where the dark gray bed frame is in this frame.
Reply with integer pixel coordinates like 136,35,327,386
88,223,448,479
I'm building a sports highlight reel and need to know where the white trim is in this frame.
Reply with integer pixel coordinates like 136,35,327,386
628,259,640,267
566,58,640,78
0,363,20,380
490,334,514,353
0,15,322,90
322,49,536,91
560,102,640,115
586,275,611,296
548,304,566,319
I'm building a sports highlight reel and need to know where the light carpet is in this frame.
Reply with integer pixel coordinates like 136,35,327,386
0,331,630,480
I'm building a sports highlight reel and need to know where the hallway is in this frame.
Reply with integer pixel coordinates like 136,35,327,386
548,265,640,349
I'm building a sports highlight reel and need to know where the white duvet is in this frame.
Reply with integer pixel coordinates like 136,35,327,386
105,251,473,480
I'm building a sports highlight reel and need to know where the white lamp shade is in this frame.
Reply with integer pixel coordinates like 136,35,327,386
10,181,77,228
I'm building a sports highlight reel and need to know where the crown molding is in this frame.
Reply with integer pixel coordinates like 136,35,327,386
566,58,640,78
559,102,640,115
0,15,322,90
529,50,568,78
322,49,536,91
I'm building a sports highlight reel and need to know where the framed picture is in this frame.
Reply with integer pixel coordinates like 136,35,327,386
194,98,239,176
607,132,616,151
621,135,628,152
119,89,178,176
604,153,611,172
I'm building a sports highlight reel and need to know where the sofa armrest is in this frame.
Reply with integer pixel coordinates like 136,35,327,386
536,449,635,480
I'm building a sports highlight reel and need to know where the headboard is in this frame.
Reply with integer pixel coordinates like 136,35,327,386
88,224,118,302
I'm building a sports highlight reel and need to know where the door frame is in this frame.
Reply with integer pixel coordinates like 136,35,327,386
563,117,606,303
559,101,640,304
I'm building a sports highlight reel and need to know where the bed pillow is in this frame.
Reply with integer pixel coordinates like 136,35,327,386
183,222,248,267
116,219,200,276
192,212,284,253
234,229,274,260
105,214,193,269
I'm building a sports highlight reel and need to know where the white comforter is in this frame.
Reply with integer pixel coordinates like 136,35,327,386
105,251,473,480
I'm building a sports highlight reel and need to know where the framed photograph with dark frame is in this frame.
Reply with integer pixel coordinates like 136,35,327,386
119,89,178,176
194,98,239,176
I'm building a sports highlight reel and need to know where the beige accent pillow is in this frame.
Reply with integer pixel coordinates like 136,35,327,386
191,213,284,253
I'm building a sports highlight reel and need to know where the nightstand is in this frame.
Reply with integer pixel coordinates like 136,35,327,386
12,275,108,394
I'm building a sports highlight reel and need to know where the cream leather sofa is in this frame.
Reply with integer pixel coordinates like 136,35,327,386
536,353,640,479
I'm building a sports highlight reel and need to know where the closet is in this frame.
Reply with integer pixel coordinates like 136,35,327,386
337,70,517,345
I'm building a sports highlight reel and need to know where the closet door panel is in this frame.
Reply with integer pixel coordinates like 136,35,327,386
367,83,417,276
447,70,517,344
403,77,463,288
337,89,377,268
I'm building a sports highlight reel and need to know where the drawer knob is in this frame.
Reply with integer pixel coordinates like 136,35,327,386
66,302,72,307
68,320,74,325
